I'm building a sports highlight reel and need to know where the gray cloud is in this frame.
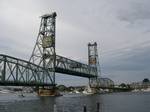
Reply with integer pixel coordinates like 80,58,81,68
102,40,150,83
116,0,150,24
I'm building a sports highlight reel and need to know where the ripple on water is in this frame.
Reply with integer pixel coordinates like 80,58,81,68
0,92,150,112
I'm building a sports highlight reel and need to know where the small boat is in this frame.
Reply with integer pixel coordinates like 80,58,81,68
83,86,94,95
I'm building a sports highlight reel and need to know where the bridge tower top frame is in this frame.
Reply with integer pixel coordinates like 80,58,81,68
88,42,100,77
88,42,101,87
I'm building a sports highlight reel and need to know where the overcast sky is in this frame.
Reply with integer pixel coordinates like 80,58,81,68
0,0,150,86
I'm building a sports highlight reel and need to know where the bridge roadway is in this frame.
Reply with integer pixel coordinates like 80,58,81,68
0,54,97,86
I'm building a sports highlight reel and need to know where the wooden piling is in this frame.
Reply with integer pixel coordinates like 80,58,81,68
83,105,87,112
96,102,100,112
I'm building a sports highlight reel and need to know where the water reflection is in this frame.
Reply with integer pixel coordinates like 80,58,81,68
0,93,101,112
55,94,102,112
0,94,55,112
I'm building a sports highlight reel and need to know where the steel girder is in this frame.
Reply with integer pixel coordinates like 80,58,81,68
29,12,57,86
55,55,97,78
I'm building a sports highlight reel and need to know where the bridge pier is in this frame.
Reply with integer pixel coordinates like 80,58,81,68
37,87,60,96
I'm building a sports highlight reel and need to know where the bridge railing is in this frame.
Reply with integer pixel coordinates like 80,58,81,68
0,54,54,86
55,55,97,78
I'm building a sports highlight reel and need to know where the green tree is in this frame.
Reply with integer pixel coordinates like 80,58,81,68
143,78,149,83
57,85,67,91
119,83,127,88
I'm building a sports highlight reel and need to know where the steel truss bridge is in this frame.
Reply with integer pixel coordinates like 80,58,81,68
0,54,97,86
0,12,114,89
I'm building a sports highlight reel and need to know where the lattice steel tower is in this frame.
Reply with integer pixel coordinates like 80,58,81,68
88,42,101,86
29,12,57,85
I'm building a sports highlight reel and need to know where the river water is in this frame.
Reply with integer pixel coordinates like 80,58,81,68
0,92,150,112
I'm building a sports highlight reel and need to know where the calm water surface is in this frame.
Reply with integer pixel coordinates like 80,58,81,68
0,92,150,112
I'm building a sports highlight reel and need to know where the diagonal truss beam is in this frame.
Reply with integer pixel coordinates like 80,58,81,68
0,54,55,86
